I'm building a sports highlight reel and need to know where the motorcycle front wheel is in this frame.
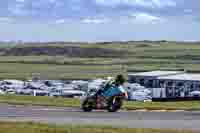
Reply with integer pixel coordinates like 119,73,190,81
107,97,123,112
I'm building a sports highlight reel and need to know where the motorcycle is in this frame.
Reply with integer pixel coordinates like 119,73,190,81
81,85,128,112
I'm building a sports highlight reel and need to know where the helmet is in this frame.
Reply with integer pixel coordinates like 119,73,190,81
115,74,126,85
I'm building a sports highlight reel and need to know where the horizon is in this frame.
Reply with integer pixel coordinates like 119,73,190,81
0,40,200,44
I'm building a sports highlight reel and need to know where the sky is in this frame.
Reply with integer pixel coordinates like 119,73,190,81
0,0,199,42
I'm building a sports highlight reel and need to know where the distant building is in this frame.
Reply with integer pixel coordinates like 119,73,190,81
128,71,200,98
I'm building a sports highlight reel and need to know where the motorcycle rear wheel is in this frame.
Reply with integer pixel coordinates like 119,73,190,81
82,99,94,112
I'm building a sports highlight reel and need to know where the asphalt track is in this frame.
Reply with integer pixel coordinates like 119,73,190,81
0,104,200,130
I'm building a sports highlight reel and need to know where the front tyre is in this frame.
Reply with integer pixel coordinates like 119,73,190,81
107,97,123,112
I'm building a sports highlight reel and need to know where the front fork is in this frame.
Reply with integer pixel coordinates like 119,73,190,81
112,97,116,104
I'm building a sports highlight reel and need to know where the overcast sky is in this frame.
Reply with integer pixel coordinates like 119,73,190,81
0,0,199,42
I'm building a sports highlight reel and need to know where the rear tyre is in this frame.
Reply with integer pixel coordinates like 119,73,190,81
81,99,93,112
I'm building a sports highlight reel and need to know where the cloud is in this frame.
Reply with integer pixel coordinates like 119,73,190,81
8,4,27,16
184,9,193,13
1,0,197,25
0,17,13,23
49,0,56,3
94,0,121,6
81,18,110,24
16,0,25,3
94,0,176,8
151,0,176,8
131,13,163,23
55,19,65,24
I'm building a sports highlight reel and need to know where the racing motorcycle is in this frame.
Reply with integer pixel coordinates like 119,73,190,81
81,83,128,112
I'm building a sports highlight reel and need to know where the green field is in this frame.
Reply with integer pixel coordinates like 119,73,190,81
0,121,197,133
1,95,200,110
0,42,200,79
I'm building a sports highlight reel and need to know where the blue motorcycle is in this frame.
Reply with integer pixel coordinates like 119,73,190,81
81,75,128,112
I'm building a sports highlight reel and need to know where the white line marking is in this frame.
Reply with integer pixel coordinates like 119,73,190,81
31,108,65,111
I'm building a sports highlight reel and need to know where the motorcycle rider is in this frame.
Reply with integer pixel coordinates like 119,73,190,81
96,75,127,108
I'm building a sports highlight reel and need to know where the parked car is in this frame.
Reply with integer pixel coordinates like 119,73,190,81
189,91,200,97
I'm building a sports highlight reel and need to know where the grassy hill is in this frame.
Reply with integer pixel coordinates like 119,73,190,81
0,41,200,79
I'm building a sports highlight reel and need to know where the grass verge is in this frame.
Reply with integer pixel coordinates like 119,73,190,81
1,95,200,110
0,121,198,133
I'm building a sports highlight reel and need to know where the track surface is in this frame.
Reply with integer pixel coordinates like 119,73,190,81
0,104,200,130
